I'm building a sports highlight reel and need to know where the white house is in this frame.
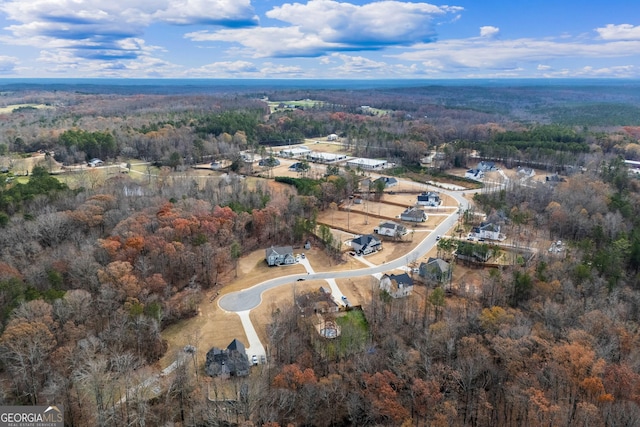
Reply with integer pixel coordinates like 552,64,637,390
327,134,339,141
400,206,427,222
280,146,312,158
379,273,414,298
346,158,388,170
351,234,382,255
474,223,501,241
308,152,346,163
477,161,498,171
417,191,441,207
372,176,398,188
517,167,535,178
374,221,407,237
265,246,296,266
465,169,484,181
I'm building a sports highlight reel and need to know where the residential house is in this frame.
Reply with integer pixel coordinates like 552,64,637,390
327,134,339,141
456,241,493,263
374,221,407,238
517,167,535,178
372,176,398,188
400,206,427,222
259,157,280,167
417,191,441,207
419,257,452,284
477,161,498,171
465,169,484,181
87,158,104,167
545,173,565,184
288,162,307,172
205,339,250,378
379,273,414,298
473,222,501,241
351,234,382,255
265,246,296,266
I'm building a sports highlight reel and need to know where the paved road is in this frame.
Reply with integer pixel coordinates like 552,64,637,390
218,188,470,313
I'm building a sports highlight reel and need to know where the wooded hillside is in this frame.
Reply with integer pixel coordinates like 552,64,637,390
1,82,640,426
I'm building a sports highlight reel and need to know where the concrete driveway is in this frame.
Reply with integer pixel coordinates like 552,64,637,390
217,182,471,360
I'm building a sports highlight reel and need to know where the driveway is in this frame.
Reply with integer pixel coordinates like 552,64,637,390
216,182,471,361
219,185,469,314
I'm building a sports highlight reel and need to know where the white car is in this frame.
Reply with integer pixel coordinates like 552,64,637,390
251,355,258,366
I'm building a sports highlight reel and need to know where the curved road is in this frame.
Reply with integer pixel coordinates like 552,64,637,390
217,182,474,357
219,187,470,313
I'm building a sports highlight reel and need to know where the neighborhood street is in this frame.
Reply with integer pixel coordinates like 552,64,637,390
218,182,471,358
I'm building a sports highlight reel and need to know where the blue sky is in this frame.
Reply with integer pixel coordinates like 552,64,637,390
0,0,638,79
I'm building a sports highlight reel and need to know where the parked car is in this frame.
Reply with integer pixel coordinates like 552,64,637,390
251,355,258,366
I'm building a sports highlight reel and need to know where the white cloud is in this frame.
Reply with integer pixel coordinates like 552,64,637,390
187,0,462,58
35,42,183,77
537,64,552,70
540,65,637,78
395,37,640,71
188,60,259,77
186,27,339,58
0,56,19,74
267,0,461,45
479,26,499,38
323,53,420,77
152,0,258,26
0,0,258,62
596,24,640,40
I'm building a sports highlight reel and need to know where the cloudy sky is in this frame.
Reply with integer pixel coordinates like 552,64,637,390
0,0,638,79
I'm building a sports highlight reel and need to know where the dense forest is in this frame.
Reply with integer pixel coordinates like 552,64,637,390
1,81,640,426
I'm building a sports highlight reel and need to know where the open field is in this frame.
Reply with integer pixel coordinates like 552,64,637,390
0,103,53,114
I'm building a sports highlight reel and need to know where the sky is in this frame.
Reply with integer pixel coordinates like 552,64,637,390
0,0,638,79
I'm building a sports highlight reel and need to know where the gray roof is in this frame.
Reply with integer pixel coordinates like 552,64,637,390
266,245,294,257
387,273,413,287
423,257,450,273
352,234,380,246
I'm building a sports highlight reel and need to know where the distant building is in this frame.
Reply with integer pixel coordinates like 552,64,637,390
545,173,565,184
288,162,307,172
88,158,104,167
205,339,250,378
374,221,407,237
308,152,347,163
259,157,280,167
351,234,382,255
419,258,452,284
417,191,441,207
379,273,414,298
473,223,501,241
465,169,484,181
280,146,312,158
400,206,427,222
327,134,339,141
346,158,388,170
477,161,498,171
517,166,535,178
372,176,398,188
265,246,295,266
